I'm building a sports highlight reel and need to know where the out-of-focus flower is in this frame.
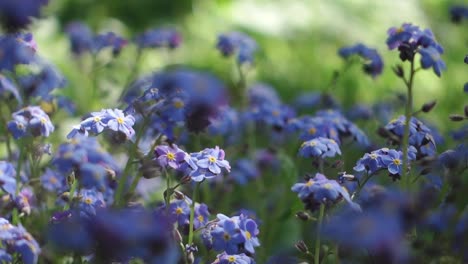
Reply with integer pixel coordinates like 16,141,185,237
217,32,257,64
229,159,260,185
135,28,181,49
292,173,360,212
0,161,16,195
0,74,22,103
0,0,49,31
186,147,231,182
19,64,67,99
0,33,36,71
450,5,468,23
419,46,446,77
7,106,54,139
0,217,41,264
93,32,128,55
338,43,384,77
211,252,255,264
299,137,341,158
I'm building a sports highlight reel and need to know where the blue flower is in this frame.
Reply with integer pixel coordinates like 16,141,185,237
299,137,341,158
0,161,16,195
65,22,93,55
0,218,40,264
212,252,255,264
239,218,260,254
381,149,403,175
93,32,127,55
0,0,49,31
217,32,257,64
76,188,106,217
155,144,188,170
40,168,65,192
135,28,181,49
419,46,446,77
0,74,22,103
8,106,54,139
450,5,468,23
193,146,231,175
19,64,66,99
291,173,360,212
0,33,36,71
211,214,250,254
229,159,260,185
338,43,384,78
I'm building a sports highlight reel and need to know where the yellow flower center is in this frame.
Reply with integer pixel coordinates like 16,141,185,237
198,215,204,222
117,117,124,124
167,152,175,161
309,141,317,146
94,116,101,122
370,153,378,159
40,117,47,124
245,231,252,240
305,180,315,187
393,159,401,165
84,198,93,205
308,128,316,134
223,233,231,241
323,183,333,189
396,27,404,33
228,256,236,262
208,156,216,163
272,110,279,117
175,207,183,215
174,100,184,109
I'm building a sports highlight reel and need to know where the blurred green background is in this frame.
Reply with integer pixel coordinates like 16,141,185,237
34,0,468,138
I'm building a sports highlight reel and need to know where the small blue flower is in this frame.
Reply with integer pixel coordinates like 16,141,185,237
0,161,16,195
211,214,247,254
299,137,341,158
0,0,49,30
217,32,257,64
65,22,93,55
194,147,231,175
155,144,188,170
213,252,255,264
8,106,54,139
40,168,65,192
0,74,22,103
135,28,181,49
419,46,446,77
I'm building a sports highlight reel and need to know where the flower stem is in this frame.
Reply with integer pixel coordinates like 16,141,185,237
401,59,415,189
118,48,143,103
64,177,79,210
187,182,200,246
314,203,325,264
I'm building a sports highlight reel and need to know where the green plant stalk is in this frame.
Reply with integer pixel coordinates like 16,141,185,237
64,178,79,211
118,48,143,103
187,183,200,246
314,203,326,264
12,139,25,225
164,169,171,215
114,117,149,207
401,59,415,189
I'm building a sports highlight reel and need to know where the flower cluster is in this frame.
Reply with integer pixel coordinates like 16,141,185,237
65,22,127,56
299,137,341,158
338,43,384,77
383,116,437,158
7,106,54,139
353,147,416,180
0,218,40,264
212,252,255,264
157,195,210,231
67,109,135,139
291,173,360,212
387,23,445,76
203,213,260,255
217,32,258,64
135,28,181,49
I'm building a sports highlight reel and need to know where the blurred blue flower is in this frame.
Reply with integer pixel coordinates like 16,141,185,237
8,106,54,138
0,161,16,195
65,22,93,55
0,74,22,103
299,137,341,158
229,159,260,185
292,173,360,212
0,33,36,71
419,46,446,77
217,32,257,64
93,31,127,55
40,168,66,192
338,43,384,77
0,217,40,264
19,64,67,99
212,252,255,264
135,28,181,49
450,5,468,23
0,0,49,31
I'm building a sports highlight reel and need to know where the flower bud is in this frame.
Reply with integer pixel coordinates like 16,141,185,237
450,114,465,121
421,100,437,113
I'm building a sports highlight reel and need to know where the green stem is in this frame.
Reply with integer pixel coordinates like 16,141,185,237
12,139,26,225
164,169,171,215
114,117,149,207
91,55,99,108
401,59,415,190
0,106,12,160
187,183,200,246
64,178,79,210
314,203,325,264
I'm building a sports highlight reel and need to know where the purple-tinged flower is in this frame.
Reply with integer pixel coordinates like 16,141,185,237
40,168,65,192
65,22,93,55
8,106,54,139
450,5,468,23
419,46,446,77
14,187,34,215
155,144,188,170
211,214,247,254
381,149,403,176
76,188,106,217
167,198,191,227
19,64,66,99
105,109,135,138
135,28,181,49
0,161,16,195
239,218,260,254
217,32,257,64
212,252,255,264
0,0,49,31
292,173,360,212
0,74,22,103
0,33,36,71
338,43,384,78
93,32,127,55
195,146,231,174
299,137,341,158
0,218,40,264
